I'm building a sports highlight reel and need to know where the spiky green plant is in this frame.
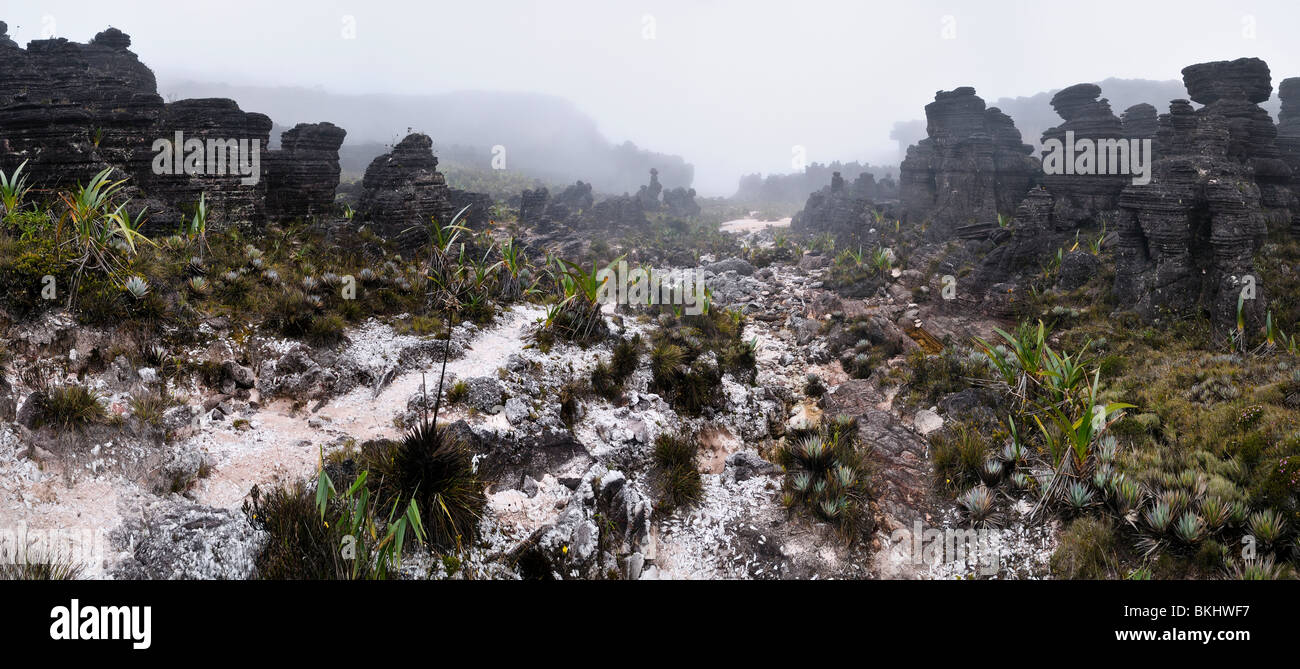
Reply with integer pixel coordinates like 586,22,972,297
776,416,870,539
1199,496,1230,533
57,167,152,303
0,545,85,580
0,159,32,216
1144,501,1174,535
416,204,471,285
979,458,1005,485
1108,475,1142,516
1158,488,1192,516
498,236,533,301
870,246,892,274
1063,480,1095,514
358,419,484,552
1248,508,1287,547
1172,511,1205,544
1225,555,1289,580
545,255,621,342
34,383,108,430
123,275,150,299
653,431,704,513
1033,369,1134,472
958,485,998,527
181,193,211,257
1092,464,1113,491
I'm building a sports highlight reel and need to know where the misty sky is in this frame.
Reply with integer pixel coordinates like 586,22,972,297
3,0,1298,195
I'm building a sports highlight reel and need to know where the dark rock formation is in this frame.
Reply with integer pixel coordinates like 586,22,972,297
137,98,273,232
970,187,1062,294
899,87,1039,240
518,178,647,243
554,180,594,213
0,27,162,189
1122,103,1159,139
357,133,456,249
519,187,551,227
518,181,593,232
1057,250,1101,291
1277,77,1300,234
635,168,662,210
791,170,876,241
585,194,647,231
1040,83,1129,226
1183,58,1295,234
543,181,596,226
447,188,493,229
0,21,18,49
662,186,700,218
0,27,349,234
1114,58,1291,329
265,122,347,221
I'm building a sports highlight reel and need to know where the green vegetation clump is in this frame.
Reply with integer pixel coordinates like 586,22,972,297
823,245,893,298
648,306,755,415
775,415,872,541
1050,517,1119,579
915,290,1300,578
652,430,704,513
591,334,641,401
0,169,550,360
901,348,991,409
30,383,108,431
356,415,485,553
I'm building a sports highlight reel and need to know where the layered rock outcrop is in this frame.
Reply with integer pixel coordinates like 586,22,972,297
1186,58,1295,234
357,133,457,249
1040,83,1128,226
0,27,349,234
1277,77,1300,234
137,98,273,231
265,122,347,221
1114,58,1291,329
1122,103,1159,139
899,87,1039,240
518,179,647,240
0,21,16,49
0,27,162,189
662,186,700,218
635,168,662,210
518,181,594,232
791,171,877,240
970,187,1064,296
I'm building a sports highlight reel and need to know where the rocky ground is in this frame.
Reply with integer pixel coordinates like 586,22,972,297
0,224,1057,580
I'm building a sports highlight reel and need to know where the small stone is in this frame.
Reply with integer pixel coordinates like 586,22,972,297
504,397,531,424
626,552,645,580
914,409,944,436
221,361,256,389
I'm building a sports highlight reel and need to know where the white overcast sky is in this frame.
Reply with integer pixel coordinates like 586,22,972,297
2,0,1297,194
